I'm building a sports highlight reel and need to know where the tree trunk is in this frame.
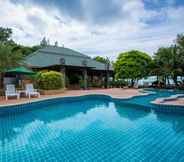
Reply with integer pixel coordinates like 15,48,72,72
172,75,178,87
167,76,170,86
164,76,167,88
131,79,134,87
0,72,3,89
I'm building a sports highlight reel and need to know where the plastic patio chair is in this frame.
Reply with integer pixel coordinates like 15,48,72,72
25,84,40,99
5,84,20,100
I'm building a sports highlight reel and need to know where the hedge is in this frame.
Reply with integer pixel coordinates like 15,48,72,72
35,71,64,90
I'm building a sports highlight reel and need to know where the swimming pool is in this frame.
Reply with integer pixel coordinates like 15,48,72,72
0,90,184,161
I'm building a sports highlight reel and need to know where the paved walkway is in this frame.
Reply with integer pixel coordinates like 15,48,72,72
0,88,145,106
160,98,184,106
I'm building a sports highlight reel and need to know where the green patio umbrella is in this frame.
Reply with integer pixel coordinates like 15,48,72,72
5,67,35,87
6,66,35,75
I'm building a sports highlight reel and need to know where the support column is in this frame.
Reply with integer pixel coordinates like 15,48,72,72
99,73,103,88
105,71,109,88
60,66,66,89
91,73,94,82
105,59,110,88
83,69,88,90
112,73,115,88
0,72,3,89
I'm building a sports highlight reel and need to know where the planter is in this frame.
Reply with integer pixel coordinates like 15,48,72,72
39,89,65,95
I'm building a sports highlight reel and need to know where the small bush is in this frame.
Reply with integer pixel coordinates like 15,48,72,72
109,80,128,88
68,74,80,84
79,79,85,89
91,80,103,88
35,71,64,90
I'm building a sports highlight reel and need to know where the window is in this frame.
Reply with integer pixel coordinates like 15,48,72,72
60,58,65,65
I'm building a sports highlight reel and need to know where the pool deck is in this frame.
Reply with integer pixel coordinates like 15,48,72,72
154,98,184,106
0,88,146,107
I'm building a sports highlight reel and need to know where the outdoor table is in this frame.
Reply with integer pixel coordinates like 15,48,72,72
18,90,26,97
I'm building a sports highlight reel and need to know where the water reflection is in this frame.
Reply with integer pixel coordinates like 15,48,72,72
155,112,184,134
115,102,150,121
0,99,111,150
1,97,184,159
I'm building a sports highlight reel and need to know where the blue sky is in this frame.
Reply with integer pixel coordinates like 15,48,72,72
0,0,184,59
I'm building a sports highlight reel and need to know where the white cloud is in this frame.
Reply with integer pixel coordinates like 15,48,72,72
0,0,183,60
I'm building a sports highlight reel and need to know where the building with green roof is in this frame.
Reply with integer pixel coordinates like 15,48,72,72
24,46,114,89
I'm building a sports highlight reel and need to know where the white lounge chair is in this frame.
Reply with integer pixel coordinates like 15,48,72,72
133,83,139,89
25,84,40,99
5,84,20,100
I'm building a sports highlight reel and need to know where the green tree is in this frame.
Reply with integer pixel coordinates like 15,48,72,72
0,27,41,57
0,44,23,72
176,34,184,49
0,27,15,46
32,45,42,51
0,27,12,43
94,56,109,64
153,46,183,86
0,44,23,88
11,44,41,57
114,50,152,86
176,34,184,74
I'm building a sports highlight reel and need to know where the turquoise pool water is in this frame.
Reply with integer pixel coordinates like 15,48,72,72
0,90,184,162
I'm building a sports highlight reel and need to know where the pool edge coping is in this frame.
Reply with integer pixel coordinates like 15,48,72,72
1,89,184,111
151,94,184,108
0,90,151,109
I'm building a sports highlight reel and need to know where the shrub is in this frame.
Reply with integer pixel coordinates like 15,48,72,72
79,79,85,89
68,74,80,84
35,71,64,90
91,80,103,88
109,80,128,88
